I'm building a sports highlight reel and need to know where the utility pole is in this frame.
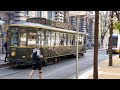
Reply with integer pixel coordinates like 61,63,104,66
93,11,99,79
76,15,80,79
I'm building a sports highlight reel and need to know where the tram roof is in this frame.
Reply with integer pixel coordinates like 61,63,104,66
9,22,86,35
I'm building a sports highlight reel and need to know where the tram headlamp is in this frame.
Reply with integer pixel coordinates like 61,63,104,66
11,51,16,56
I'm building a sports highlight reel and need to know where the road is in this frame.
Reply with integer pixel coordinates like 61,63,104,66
0,49,116,79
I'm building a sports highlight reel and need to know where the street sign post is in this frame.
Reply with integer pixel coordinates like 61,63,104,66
69,11,86,79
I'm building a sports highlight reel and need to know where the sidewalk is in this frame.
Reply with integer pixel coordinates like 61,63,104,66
79,55,120,79
0,54,8,65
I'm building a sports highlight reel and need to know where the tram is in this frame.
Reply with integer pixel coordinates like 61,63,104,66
7,18,86,66
106,34,120,54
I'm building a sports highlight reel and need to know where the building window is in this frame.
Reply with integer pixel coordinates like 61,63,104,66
48,11,52,19
24,11,29,15
36,11,41,17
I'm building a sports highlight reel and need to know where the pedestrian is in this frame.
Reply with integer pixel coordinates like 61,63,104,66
29,44,43,79
4,41,8,62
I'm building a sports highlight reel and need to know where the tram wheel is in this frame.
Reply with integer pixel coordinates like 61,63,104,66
78,54,81,58
54,58,58,63
44,60,48,66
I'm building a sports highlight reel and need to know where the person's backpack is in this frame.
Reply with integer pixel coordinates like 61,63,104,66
32,51,38,61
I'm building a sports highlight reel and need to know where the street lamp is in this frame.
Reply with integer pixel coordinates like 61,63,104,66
69,11,86,79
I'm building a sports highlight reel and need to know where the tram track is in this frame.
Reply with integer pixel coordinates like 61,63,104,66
0,65,31,78
0,50,111,79
0,60,105,79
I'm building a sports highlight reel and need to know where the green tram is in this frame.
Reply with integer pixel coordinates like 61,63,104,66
7,22,86,66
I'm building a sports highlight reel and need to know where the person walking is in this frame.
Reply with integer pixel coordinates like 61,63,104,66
4,41,8,62
29,44,43,79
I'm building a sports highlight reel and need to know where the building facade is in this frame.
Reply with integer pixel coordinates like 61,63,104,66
69,11,95,48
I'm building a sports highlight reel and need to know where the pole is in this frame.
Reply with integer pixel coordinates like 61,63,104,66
76,15,79,79
109,11,113,66
93,11,99,79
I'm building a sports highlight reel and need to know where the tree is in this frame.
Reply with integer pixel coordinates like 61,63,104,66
100,11,110,47
93,11,99,79
109,11,114,66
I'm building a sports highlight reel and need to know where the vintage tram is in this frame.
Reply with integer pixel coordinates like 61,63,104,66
7,18,86,66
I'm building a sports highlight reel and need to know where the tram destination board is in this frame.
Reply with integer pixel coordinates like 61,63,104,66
26,17,73,30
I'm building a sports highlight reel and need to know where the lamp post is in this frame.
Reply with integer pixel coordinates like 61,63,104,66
69,11,86,79
76,15,80,79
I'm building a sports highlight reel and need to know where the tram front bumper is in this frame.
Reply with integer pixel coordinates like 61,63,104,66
8,59,28,63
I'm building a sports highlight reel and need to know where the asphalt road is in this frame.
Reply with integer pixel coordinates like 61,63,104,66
0,49,116,79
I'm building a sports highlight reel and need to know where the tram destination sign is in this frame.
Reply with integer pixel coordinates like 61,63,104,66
26,17,46,24
26,17,73,30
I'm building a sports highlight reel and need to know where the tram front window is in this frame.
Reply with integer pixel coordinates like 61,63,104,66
10,30,18,46
112,36,118,48
19,33,26,46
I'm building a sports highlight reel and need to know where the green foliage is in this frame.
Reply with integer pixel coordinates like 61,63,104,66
114,22,120,30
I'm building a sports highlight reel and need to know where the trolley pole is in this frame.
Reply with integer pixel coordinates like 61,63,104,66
76,15,80,79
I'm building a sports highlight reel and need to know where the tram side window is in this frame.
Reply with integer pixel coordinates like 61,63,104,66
112,36,118,48
60,33,64,45
78,35,82,45
46,31,51,46
19,33,26,46
69,34,72,45
72,35,76,45
66,34,68,45
68,34,71,45
11,31,18,46
28,32,36,45
37,31,44,46
56,32,60,46
51,32,56,46
63,33,67,46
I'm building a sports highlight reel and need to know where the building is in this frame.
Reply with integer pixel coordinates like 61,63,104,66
69,11,95,48
0,11,10,53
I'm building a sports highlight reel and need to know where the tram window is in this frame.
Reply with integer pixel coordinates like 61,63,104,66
112,36,118,47
19,33,26,46
51,32,56,46
66,34,68,45
72,35,76,45
37,31,44,46
10,31,18,46
28,32,36,45
78,35,82,45
46,31,51,46
63,33,67,46
56,32,60,46
68,34,71,45
60,33,64,45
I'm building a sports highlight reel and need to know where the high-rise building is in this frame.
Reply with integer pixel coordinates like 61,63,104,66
69,11,95,48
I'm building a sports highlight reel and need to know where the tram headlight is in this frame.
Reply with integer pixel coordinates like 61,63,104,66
11,51,16,56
